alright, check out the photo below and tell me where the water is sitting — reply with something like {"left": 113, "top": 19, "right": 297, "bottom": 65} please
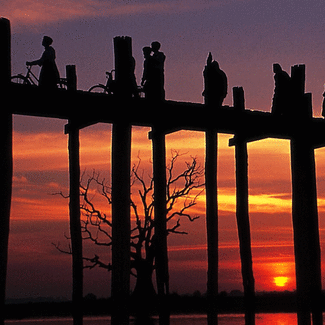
{"left": 5, "top": 313, "right": 304, "bottom": 325}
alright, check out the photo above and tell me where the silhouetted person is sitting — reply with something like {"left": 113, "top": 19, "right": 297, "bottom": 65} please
{"left": 130, "top": 54, "right": 140, "bottom": 98}
{"left": 203, "top": 52, "right": 227, "bottom": 107}
{"left": 26, "top": 36, "right": 60, "bottom": 90}
{"left": 151, "top": 41, "right": 166, "bottom": 101}
{"left": 141, "top": 46, "right": 155, "bottom": 100}
{"left": 271, "top": 63, "right": 292, "bottom": 116}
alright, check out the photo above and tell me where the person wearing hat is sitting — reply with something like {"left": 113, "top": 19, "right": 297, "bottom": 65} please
{"left": 26, "top": 36, "right": 60, "bottom": 90}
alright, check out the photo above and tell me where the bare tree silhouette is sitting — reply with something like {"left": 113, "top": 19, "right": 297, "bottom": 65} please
{"left": 54, "top": 151, "right": 204, "bottom": 301}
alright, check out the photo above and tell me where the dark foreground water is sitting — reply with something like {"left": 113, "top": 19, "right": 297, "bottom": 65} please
{"left": 5, "top": 313, "right": 320, "bottom": 324}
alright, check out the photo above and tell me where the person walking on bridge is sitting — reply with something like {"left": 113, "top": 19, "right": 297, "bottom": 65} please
{"left": 26, "top": 36, "right": 60, "bottom": 90}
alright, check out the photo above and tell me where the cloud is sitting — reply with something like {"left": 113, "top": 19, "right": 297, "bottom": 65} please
{"left": 216, "top": 189, "right": 292, "bottom": 214}
{"left": 13, "top": 175, "right": 28, "bottom": 184}
{"left": 13, "top": 131, "right": 68, "bottom": 172}
{"left": 1, "top": 0, "right": 241, "bottom": 27}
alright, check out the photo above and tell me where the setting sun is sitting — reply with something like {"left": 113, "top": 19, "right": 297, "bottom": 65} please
{"left": 258, "top": 261, "right": 296, "bottom": 291}
{"left": 274, "top": 276, "right": 289, "bottom": 287}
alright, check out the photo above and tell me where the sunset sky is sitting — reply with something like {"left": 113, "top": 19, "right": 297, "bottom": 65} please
{"left": 2, "top": 0, "right": 325, "bottom": 300}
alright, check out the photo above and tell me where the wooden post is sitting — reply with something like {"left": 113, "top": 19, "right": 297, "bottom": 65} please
{"left": 291, "top": 137, "right": 322, "bottom": 325}
{"left": 114, "top": 36, "right": 134, "bottom": 98}
{"left": 150, "top": 127, "right": 170, "bottom": 325}
{"left": 0, "top": 18, "right": 12, "bottom": 325}
{"left": 111, "top": 122, "right": 131, "bottom": 325}
{"left": 111, "top": 36, "right": 132, "bottom": 325}
{"left": 66, "top": 65, "right": 77, "bottom": 91}
{"left": 205, "top": 128, "right": 218, "bottom": 325}
{"left": 67, "top": 122, "right": 83, "bottom": 325}
{"left": 203, "top": 55, "right": 219, "bottom": 325}
{"left": 233, "top": 87, "right": 255, "bottom": 325}
{"left": 290, "top": 79, "right": 322, "bottom": 324}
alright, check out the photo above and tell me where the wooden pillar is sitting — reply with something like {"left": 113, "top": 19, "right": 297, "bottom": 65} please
{"left": 65, "top": 65, "right": 83, "bottom": 325}
{"left": 114, "top": 36, "right": 134, "bottom": 98}
{"left": 203, "top": 54, "right": 219, "bottom": 325}
{"left": 205, "top": 128, "right": 218, "bottom": 325}
{"left": 289, "top": 66, "right": 322, "bottom": 325}
{"left": 233, "top": 87, "right": 255, "bottom": 325}
{"left": 291, "top": 136, "right": 322, "bottom": 325}
{"left": 67, "top": 122, "right": 83, "bottom": 325}
{"left": 0, "top": 18, "right": 12, "bottom": 325}
{"left": 150, "top": 127, "right": 170, "bottom": 325}
{"left": 111, "top": 122, "right": 131, "bottom": 325}
{"left": 111, "top": 36, "right": 132, "bottom": 325}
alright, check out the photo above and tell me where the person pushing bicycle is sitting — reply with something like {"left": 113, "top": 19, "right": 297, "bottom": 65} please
{"left": 26, "top": 36, "right": 60, "bottom": 90}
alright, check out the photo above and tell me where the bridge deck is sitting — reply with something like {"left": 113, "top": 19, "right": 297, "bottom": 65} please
{"left": 9, "top": 83, "right": 325, "bottom": 147}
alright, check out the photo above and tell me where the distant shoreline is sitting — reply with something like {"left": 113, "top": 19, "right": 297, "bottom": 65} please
{"left": 5, "top": 291, "right": 325, "bottom": 320}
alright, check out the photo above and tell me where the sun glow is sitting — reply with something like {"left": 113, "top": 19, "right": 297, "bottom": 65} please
{"left": 259, "top": 261, "right": 295, "bottom": 291}
{"left": 274, "top": 276, "right": 289, "bottom": 287}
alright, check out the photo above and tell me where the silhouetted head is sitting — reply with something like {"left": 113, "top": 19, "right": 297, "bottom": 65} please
{"left": 211, "top": 61, "right": 220, "bottom": 70}
{"left": 143, "top": 46, "right": 152, "bottom": 58}
{"left": 42, "top": 36, "right": 53, "bottom": 47}
{"left": 151, "top": 41, "right": 161, "bottom": 53}
{"left": 273, "top": 63, "right": 282, "bottom": 74}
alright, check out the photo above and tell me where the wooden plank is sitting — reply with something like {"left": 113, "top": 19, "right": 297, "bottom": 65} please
{"left": 0, "top": 18, "right": 12, "bottom": 325}
{"left": 7, "top": 79, "right": 325, "bottom": 147}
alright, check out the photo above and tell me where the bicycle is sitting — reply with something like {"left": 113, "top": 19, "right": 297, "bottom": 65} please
{"left": 11, "top": 66, "right": 67, "bottom": 89}
{"left": 88, "top": 70, "right": 144, "bottom": 97}
{"left": 88, "top": 69, "right": 115, "bottom": 94}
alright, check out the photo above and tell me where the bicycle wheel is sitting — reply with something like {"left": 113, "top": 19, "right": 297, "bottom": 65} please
{"left": 88, "top": 85, "right": 108, "bottom": 94}
{"left": 11, "top": 75, "right": 30, "bottom": 85}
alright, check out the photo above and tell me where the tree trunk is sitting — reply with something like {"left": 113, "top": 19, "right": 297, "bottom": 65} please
{"left": 131, "top": 259, "right": 156, "bottom": 318}
{"left": 132, "top": 259, "right": 156, "bottom": 300}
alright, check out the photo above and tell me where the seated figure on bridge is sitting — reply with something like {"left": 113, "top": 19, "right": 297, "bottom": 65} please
{"left": 203, "top": 52, "right": 227, "bottom": 107}
{"left": 271, "top": 63, "right": 292, "bottom": 116}
{"left": 26, "top": 36, "right": 60, "bottom": 90}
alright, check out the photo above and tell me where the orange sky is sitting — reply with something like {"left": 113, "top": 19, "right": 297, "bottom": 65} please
{"left": 8, "top": 118, "right": 325, "bottom": 298}
{"left": 3, "top": 0, "right": 325, "bottom": 299}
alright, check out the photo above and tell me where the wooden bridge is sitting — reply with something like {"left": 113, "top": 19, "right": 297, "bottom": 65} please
{"left": 0, "top": 17, "right": 324, "bottom": 325}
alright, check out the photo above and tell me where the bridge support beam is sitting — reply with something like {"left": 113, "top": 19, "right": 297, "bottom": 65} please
{"left": 111, "top": 122, "right": 131, "bottom": 325}
{"left": 67, "top": 122, "right": 83, "bottom": 325}
{"left": 289, "top": 68, "right": 322, "bottom": 325}
{"left": 111, "top": 36, "right": 133, "bottom": 325}
{"left": 205, "top": 128, "right": 218, "bottom": 325}
{"left": 151, "top": 126, "right": 170, "bottom": 325}
{"left": 233, "top": 87, "right": 255, "bottom": 325}
{"left": 291, "top": 137, "right": 322, "bottom": 325}
{"left": 0, "top": 18, "right": 12, "bottom": 325}
{"left": 65, "top": 66, "right": 83, "bottom": 325}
